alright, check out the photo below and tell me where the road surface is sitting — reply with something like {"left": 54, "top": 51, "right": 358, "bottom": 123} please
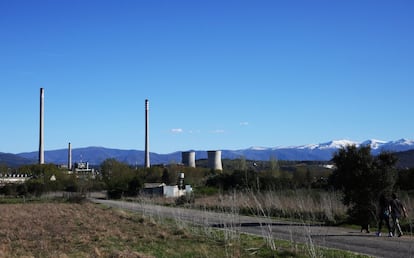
{"left": 90, "top": 198, "right": 414, "bottom": 257}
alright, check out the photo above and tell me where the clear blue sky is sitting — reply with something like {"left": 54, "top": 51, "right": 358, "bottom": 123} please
{"left": 1, "top": 0, "right": 413, "bottom": 154}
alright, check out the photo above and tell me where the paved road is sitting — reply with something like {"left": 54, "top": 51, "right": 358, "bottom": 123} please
{"left": 91, "top": 198, "right": 414, "bottom": 257}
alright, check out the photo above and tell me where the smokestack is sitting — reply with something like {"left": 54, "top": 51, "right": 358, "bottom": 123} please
{"left": 68, "top": 142, "right": 72, "bottom": 171}
{"left": 144, "top": 99, "right": 150, "bottom": 168}
{"left": 38, "top": 88, "right": 44, "bottom": 164}
{"left": 182, "top": 151, "right": 196, "bottom": 168}
{"left": 207, "top": 150, "right": 222, "bottom": 171}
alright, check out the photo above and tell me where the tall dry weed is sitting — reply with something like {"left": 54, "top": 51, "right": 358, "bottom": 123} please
{"left": 195, "top": 189, "right": 346, "bottom": 224}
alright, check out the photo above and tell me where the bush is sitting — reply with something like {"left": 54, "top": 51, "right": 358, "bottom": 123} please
{"left": 205, "top": 170, "right": 253, "bottom": 190}
{"left": 0, "top": 184, "right": 18, "bottom": 196}
{"left": 127, "top": 177, "right": 143, "bottom": 197}
{"left": 259, "top": 176, "right": 295, "bottom": 191}
{"left": 16, "top": 184, "right": 28, "bottom": 196}
{"left": 107, "top": 188, "right": 123, "bottom": 199}
{"left": 26, "top": 180, "right": 46, "bottom": 197}
{"left": 397, "top": 168, "right": 414, "bottom": 190}
{"left": 194, "top": 186, "right": 219, "bottom": 196}
{"left": 175, "top": 194, "right": 194, "bottom": 206}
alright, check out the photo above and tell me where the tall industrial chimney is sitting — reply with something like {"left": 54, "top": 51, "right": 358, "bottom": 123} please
{"left": 144, "top": 99, "right": 150, "bottom": 168}
{"left": 182, "top": 151, "right": 196, "bottom": 168}
{"left": 68, "top": 142, "right": 72, "bottom": 171}
{"left": 38, "top": 88, "right": 45, "bottom": 164}
{"left": 207, "top": 150, "right": 222, "bottom": 171}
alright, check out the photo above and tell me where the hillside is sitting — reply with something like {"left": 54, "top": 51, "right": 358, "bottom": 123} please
{"left": 18, "top": 147, "right": 183, "bottom": 166}
{"left": 9, "top": 138, "right": 414, "bottom": 168}
{"left": 0, "top": 152, "right": 35, "bottom": 168}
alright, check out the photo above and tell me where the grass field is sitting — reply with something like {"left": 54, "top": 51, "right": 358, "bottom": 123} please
{"left": 0, "top": 198, "right": 371, "bottom": 258}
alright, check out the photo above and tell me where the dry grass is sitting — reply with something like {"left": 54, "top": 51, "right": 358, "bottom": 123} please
{"left": 0, "top": 202, "right": 157, "bottom": 257}
{"left": 0, "top": 200, "right": 297, "bottom": 258}
{"left": 193, "top": 190, "right": 347, "bottom": 224}
{"left": 0, "top": 201, "right": 226, "bottom": 258}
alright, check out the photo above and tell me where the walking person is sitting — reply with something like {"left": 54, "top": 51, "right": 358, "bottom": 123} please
{"left": 390, "top": 193, "right": 408, "bottom": 237}
{"left": 376, "top": 194, "right": 392, "bottom": 237}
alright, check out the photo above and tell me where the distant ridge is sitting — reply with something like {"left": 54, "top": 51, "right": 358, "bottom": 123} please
{"left": 12, "top": 138, "right": 414, "bottom": 167}
{"left": 0, "top": 152, "right": 35, "bottom": 167}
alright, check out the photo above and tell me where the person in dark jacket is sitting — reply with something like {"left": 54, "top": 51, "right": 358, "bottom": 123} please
{"left": 376, "top": 194, "right": 392, "bottom": 237}
{"left": 390, "top": 193, "right": 408, "bottom": 237}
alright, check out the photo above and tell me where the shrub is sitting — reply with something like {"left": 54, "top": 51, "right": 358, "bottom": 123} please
{"left": 175, "top": 194, "right": 194, "bottom": 206}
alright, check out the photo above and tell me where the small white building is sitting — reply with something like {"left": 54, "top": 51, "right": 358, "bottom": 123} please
{"left": 143, "top": 183, "right": 192, "bottom": 198}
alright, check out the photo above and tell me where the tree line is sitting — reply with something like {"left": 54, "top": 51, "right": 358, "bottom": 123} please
{"left": 2, "top": 145, "right": 414, "bottom": 229}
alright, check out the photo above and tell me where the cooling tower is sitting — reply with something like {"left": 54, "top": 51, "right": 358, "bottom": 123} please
{"left": 207, "top": 150, "right": 222, "bottom": 171}
{"left": 182, "top": 151, "right": 196, "bottom": 168}
{"left": 144, "top": 99, "right": 150, "bottom": 168}
{"left": 38, "top": 88, "right": 44, "bottom": 164}
{"left": 68, "top": 142, "right": 72, "bottom": 171}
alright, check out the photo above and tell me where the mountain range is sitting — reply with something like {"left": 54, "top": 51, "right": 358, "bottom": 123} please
{"left": 3, "top": 138, "right": 413, "bottom": 167}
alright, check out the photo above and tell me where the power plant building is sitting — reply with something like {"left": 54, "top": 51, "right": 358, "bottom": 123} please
{"left": 181, "top": 151, "right": 196, "bottom": 168}
{"left": 207, "top": 150, "right": 222, "bottom": 171}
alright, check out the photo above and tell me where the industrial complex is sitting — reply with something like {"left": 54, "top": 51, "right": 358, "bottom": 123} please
{"left": 0, "top": 88, "right": 224, "bottom": 197}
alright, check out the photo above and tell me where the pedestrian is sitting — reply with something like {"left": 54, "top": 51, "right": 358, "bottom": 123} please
{"left": 376, "top": 194, "right": 392, "bottom": 237}
{"left": 390, "top": 193, "right": 408, "bottom": 237}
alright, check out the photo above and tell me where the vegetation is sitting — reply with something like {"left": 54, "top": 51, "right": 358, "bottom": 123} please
{"left": 396, "top": 168, "right": 414, "bottom": 190}
{"left": 329, "top": 145, "right": 398, "bottom": 229}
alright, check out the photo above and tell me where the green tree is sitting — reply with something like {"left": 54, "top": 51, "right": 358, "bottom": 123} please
{"left": 127, "top": 176, "right": 143, "bottom": 196}
{"left": 330, "top": 145, "right": 397, "bottom": 230}
{"left": 161, "top": 168, "right": 171, "bottom": 184}
{"left": 397, "top": 168, "right": 414, "bottom": 190}
{"left": 16, "top": 164, "right": 64, "bottom": 194}
{"left": 100, "top": 159, "right": 138, "bottom": 198}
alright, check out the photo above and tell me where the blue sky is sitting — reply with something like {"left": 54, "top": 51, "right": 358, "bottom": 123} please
{"left": 1, "top": 0, "right": 413, "bottom": 154}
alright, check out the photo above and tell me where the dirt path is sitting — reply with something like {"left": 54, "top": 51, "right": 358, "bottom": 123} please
{"left": 91, "top": 198, "right": 414, "bottom": 258}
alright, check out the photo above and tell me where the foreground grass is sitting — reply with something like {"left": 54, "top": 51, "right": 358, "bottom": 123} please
{"left": 0, "top": 200, "right": 369, "bottom": 257}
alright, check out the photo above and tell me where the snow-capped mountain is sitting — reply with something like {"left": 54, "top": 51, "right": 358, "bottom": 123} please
{"left": 13, "top": 138, "right": 414, "bottom": 166}
{"left": 360, "top": 139, "right": 387, "bottom": 149}
{"left": 293, "top": 140, "right": 358, "bottom": 150}
{"left": 275, "top": 138, "right": 414, "bottom": 153}
{"left": 224, "top": 138, "right": 414, "bottom": 161}
{"left": 355, "top": 138, "right": 414, "bottom": 154}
